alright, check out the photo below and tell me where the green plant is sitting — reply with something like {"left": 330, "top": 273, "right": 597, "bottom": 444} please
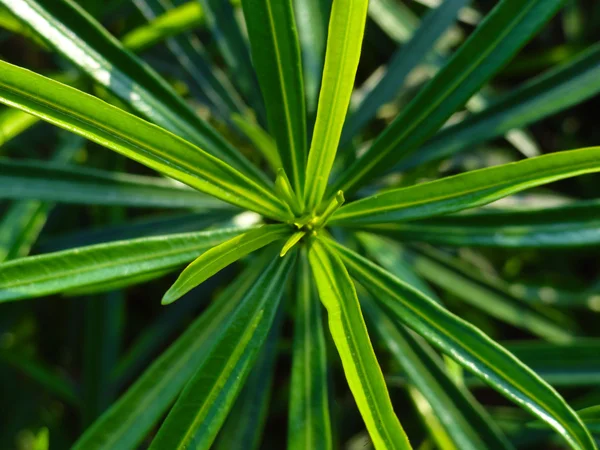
{"left": 0, "top": 0, "right": 599, "bottom": 449}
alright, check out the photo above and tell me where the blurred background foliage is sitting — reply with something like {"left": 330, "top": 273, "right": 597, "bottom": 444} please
{"left": 0, "top": 0, "right": 599, "bottom": 448}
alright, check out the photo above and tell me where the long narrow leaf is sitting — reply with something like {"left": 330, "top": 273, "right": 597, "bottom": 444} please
{"left": 0, "top": 61, "right": 290, "bottom": 220}
{"left": 363, "top": 297, "right": 512, "bottom": 450}
{"left": 162, "top": 224, "right": 291, "bottom": 304}
{"left": 341, "top": 0, "right": 468, "bottom": 145}
{"left": 0, "top": 227, "right": 248, "bottom": 303}
{"left": 401, "top": 43, "right": 600, "bottom": 170}
{"left": 328, "top": 239, "right": 596, "bottom": 450}
{"left": 1, "top": 0, "right": 265, "bottom": 183}
{"left": 242, "top": 0, "right": 307, "bottom": 195}
{"left": 149, "top": 250, "right": 295, "bottom": 450}
{"left": 214, "top": 308, "right": 283, "bottom": 450}
{"left": 294, "top": 0, "right": 331, "bottom": 117}
{"left": 332, "top": 147, "right": 600, "bottom": 226}
{"left": 303, "top": 0, "right": 369, "bottom": 210}
{"left": 73, "top": 256, "right": 270, "bottom": 450}
{"left": 0, "top": 158, "right": 231, "bottom": 209}
{"left": 333, "top": 0, "right": 565, "bottom": 195}
{"left": 288, "top": 247, "right": 332, "bottom": 450}
{"left": 360, "top": 200, "right": 600, "bottom": 248}
{"left": 308, "top": 238, "right": 411, "bottom": 450}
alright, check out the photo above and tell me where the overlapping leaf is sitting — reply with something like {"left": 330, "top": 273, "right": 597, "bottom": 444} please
{"left": 328, "top": 239, "right": 596, "bottom": 450}
{"left": 332, "top": 148, "right": 600, "bottom": 226}
{"left": 0, "top": 61, "right": 290, "bottom": 220}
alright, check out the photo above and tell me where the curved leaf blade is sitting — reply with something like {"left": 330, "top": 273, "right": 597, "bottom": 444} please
{"left": 308, "top": 238, "right": 411, "bottom": 450}
{"left": 332, "top": 147, "right": 600, "bottom": 226}
{"left": 329, "top": 239, "right": 597, "bottom": 450}
{"left": 333, "top": 0, "right": 565, "bottom": 195}
{"left": 73, "top": 257, "right": 269, "bottom": 450}
{"left": 303, "top": 0, "right": 369, "bottom": 210}
{"left": 0, "top": 227, "right": 247, "bottom": 303}
{"left": 288, "top": 247, "right": 332, "bottom": 450}
{"left": 242, "top": 0, "right": 307, "bottom": 195}
{"left": 0, "top": 61, "right": 291, "bottom": 220}
{"left": 149, "top": 250, "right": 296, "bottom": 450}
{"left": 162, "top": 224, "right": 291, "bottom": 304}
{"left": 363, "top": 297, "right": 512, "bottom": 450}
{"left": 1, "top": 0, "right": 266, "bottom": 183}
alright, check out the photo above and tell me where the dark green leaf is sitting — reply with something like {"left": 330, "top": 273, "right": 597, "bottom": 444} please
{"left": 150, "top": 249, "right": 295, "bottom": 450}
{"left": 328, "top": 238, "right": 596, "bottom": 450}
{"left": 333, "top": 0, "right": 566, "bottom": 194}
{"left": 288, "top": 247, "right": 332, "bottom": 450}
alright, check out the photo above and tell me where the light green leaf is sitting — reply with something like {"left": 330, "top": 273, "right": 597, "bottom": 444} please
{"left": 333, "top": 0, "right": 566, "bottom": 195}
{"left": 214, "top": 309, "right": 283, "bottom": 450}
{"left": 341, "top": 0, "right": 468, "bottom": 145}
{"left": 0, "top": 158, "right": 232, "bottom": 209}
{"left": 0, "top": 61, "right": 291, "bottom": 220}
{"left": 329, "top": 239, "right": 596, "bottom": 450}
{"left": 368, "top": 0, "right": 418, "bottom": 43}
{"left": 332, "top": 147, "right": 600, "bottom": 226}
{"left": 308, "top": 237, "right": 411, "bottom": 450}
{"left": 0, "top": 107, "right": 39, "bottom": 147}
{"left": 73, "top": 257, "right": 270, "bottom": 450}
{"left": 360, "top": 200, "right": 600, "bottom": 248}
{"left": 303, "top": 0, "right": 369, "bottom": 210}
{"left": 162, "top": 224, "right": 291, "bottom": 304}
{"left": 401, "top": 43, "right": 600, "bottom": 170}
{"left": 241, "top": 0, "right": 307, "bottom": 196}
{"left": 150, "top": 250, "right": 295, "bottom": 450}
{"left": 294, "top": 0, "right": 331, "bottom": 117}
{"left": 122, "top": 1, "right": 205, "bottom": 52}
{"left": 1, "top": 0, "right": 265, "bottom": 182}
{"left": 288, "top": 247, "right": 332, "bottom": 450}
{"left": 0, "top": 227, "right": 248, "bottom": 303}
{"left": 362, "top": 297, "right": 512, "bottom": 450}
{"left": 530, "top": 406, "right": 600, "bottom": 434}
{"left": 132, "top": 0, "right": 246, "bottom": 120}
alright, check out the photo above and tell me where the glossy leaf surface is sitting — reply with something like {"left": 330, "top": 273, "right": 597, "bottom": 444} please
{"left": 0, "top": 228, "right": 247, "bottom": 303}
{"left": 73, "top": 258, "right": 269, "bottom": 450}
{"left": 328, "top": 239, "right": 596, "bottom": 450}
{"left": 163, "top": 224, "right": 290, "bottom": 304}
{"left": 332, "top": 148, "right": 600, "bottom": 226}
{"left": 150, "top": 251, "right": 295, "bottom": 450}
{"left": 0, "top": 0, "right": 265, "bottom": 181}
{"left": 333, "top": 0, "right": 565, "bottom": 194}
{"left": 303, "top": 0, "right": 369, "bottom": 210}
{"left": 308, "top": 238, "right": 411, "bottom": 450}
{"left": 0, "top": 61, "right": 290, "bottom": 220}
